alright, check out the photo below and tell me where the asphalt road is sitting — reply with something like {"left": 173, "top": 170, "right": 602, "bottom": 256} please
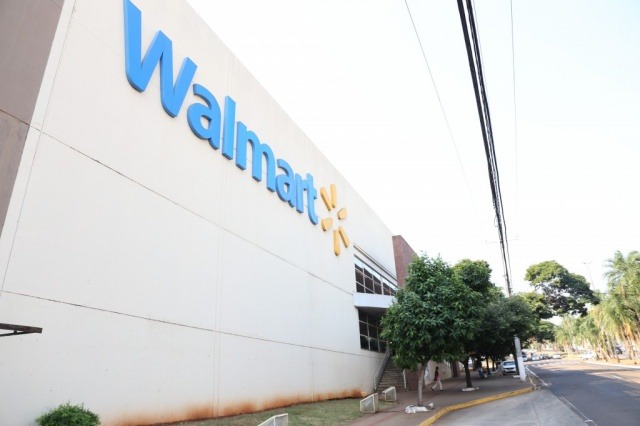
{"left": 526, "top": 359, "right": 640, "bottom": 426}
{"left": 436, "top": 359, "right": 640, "bottom": 426}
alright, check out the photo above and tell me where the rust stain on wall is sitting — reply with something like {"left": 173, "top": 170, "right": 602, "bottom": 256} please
{"left": 109, "top": 388, "right": 366, "bottom": 425}
{"left": 314, "top": 388, "right": 367, "bottom": 400}
{"left": 217, "top": 388, "right": 366, "bottom": 418}
{"left": 113, "top": 402, "right": 214, "bottom": 426}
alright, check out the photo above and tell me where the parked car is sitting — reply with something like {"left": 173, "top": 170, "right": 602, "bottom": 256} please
{"left": 580, "top": 351, "right": 596, "bottom": 360}
{"left": 552, "top": 353, "right": 562, "bottom": 359}
{"left": 502, "top": 360, "right": 517, "bottom": 375}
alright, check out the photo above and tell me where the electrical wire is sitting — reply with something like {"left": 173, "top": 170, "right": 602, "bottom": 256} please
{"left": 457, "top": 0, "right": 514, "bottom": 295}
{"left": 403, "top": 0, "right": 482, "bottom": 226}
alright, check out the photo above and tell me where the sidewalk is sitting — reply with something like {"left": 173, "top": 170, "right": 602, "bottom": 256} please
{"left": 347, "top": 372, "right": 534, "bottom": 426}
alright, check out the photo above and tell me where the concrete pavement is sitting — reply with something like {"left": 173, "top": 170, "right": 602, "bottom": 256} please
{"left": 347, "top": 371, "right": 534, "bottom": 426}
{"left": 434, "top": 388, "right": 586, "bottom": 425}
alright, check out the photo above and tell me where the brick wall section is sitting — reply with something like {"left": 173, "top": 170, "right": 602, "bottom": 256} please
{"left": 392, "top": 235, "right": 417, "bottom": 288}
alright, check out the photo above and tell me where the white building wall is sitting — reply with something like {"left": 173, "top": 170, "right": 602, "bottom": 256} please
{"left": 0, "top": 0, "right": 396, "bottom": 424}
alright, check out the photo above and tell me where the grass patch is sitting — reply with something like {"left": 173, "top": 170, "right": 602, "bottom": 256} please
{"left": 174, "top": 398, "right": 397, "bottom": 426}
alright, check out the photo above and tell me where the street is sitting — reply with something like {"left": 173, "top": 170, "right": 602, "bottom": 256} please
{"left": 527, "top": 359, "right": 640, "bottom": 426}
{"left": 436, "top": 359, "right": 640, "bottom": 425}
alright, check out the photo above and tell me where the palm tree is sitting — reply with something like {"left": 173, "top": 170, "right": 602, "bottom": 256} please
{"left": 555, "top": 316, "right": 579, "bottom": 353}
{"left": 604, "top": 251, "right": 640, "bottom": 305}
{"left": 604, "top": 251, "right": 640, "bottom": 286}
{"left": 575, "top": 316, "right": 600, "bottom": 354}
{"left": 590, "top": 301, "right": 630, "bottom": 361}
{"left": 603, "top": 251, "right": 640, "bottom": 362}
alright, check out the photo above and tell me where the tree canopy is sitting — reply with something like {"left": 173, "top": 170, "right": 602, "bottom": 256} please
{"left": 382, "top": 254, "right": 539, "bottom": 403}
{"left": 452, "top": 259, "right": 501, "bottom": 387}
{"left": 552, "top": 250, "right": 640, "bottom": 363}
{"left": 381, "top": 254, "right": 482, "bottom": 404}
{"left": 519, "top": 291, "right": 554, "bottom": 320}
{"left": 604, "top": 250, "right": 640, "bottom": 317}
{"left": 469, "top": 292, "right": 536, "bottom": 378}
{"left": 525, "top": 260, "right": 599, "bottom": 316}
{"left": 453, "top": 259, "right": 494, "bottom": 295}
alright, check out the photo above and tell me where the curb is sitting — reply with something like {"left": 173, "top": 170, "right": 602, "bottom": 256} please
{"left": 584, "top": 360, "right": 640, "bottom": 369}
{"left": 418, "top": 386, "right": 534, "bottom": 425}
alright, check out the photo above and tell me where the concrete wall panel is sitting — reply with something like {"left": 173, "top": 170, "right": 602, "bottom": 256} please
{"left": 215, "top": 333, "right": 312, "bottom": 417}
{"left": 0, "top": 292, "right": 215, "bottom": 426}
{"left": 217, "top": 231, "right": 312, "bottom": 346}
{"left": 41, "top": 16, "right": 227, "bottom": 228}
{"left": 309, "top": 349, "right": 379, "bottom": 399}
{"left": 308, "top": 275, "right": 358, "bottom": 353}
{"left": 3, "top": 134, "right": 220, "bottom": 329}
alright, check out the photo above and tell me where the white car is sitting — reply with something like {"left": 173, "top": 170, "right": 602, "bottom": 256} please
{"left": 580, "top": 351, "right": 595, "bottom": 360}
{"left": 502, "top": 360, "right": 517, "bottom": 375}
{"left": 552, "top": 353, "right": 562, "bottom": 359}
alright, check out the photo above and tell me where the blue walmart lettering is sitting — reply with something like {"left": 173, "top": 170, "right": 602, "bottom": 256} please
{"left": 123, "top": 0, "right": 319, "bottom": 225}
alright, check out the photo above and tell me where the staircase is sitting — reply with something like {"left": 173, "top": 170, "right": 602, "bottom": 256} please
{"left": 376, "top": 360, "right": 405, "bottom": 392}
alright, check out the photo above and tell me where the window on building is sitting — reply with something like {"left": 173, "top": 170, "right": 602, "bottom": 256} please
{"left": 354, "top": 257, "right": 397, "bottom": 296}
{"left": 354, "top": 255, "right": 396, "bottom": 352}
{"left": 358, "top": 310, "right": 386, "bottom": 353}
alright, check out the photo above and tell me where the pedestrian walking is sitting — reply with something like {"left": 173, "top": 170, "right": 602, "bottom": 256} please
{"left": 475, "top": 357, "right": 485, "bottom": 379}
{"left": 431, "top": 366, "right": 442, "bottom": 391}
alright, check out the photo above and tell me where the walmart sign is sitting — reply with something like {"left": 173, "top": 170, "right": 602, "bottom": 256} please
{"left": 123, "top": 0, "right": 319, "bottom": 225}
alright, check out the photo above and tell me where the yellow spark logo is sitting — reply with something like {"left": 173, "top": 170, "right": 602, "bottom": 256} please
{"left": 319, "top": 184, "right": 350, "bottom": 256}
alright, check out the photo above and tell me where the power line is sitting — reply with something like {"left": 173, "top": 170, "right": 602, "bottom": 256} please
{"left": 403, "top": 0, "right": 482, "bottom": 226}
{"left": 457, "top": 0, "right": 513, "bottom": 296}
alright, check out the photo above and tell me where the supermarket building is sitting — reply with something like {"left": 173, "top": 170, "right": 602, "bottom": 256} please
{"left": 0, "top": 1, "right": 417, "bottom": 424}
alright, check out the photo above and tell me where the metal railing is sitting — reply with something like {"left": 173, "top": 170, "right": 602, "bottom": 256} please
{"left": 373, "top": 347, "right": 391, "bottom": 391}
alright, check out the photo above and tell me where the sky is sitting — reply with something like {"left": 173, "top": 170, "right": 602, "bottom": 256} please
{"left": 185, "top": 0, "right": 640, "bottom": 295}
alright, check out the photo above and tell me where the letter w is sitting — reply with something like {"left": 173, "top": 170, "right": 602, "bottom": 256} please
{"left": 123, "top": 0, "right": 197, "bottom": 117}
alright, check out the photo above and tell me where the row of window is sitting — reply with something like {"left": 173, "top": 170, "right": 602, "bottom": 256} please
{"left": 358, "top": 310, "right": 386, "bottom": 353}
{"left": 354, "top": 257, "right": 397, "bottom": 296}
{"left": 354, "top": 256, "right": 396, "bottom": 352}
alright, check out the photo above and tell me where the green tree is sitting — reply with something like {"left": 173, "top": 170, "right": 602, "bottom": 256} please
{"left": 604, "top": 250, "right": 640, "bottom": 296}
{"left": 381, "top": 254, "right": 481, "bottom": 405}
{"left": 507, "top": 295, "right": 539, "bottom": 344}
{"left": 483, "top": 294, "right": 537, "bottom": 373}
{"left": 604, "top": 251, "right": 640, "bottom": 332}
{"left": 525, "top": 261, "right": 598, "bottom": 316}
{"left": 576, "top": 315, "right": 600, "bottom": 354}
{"left": 552, "top": 251, "right": 640, "bottom": 361}
{"left": 519, "top": 291, "right": 554, "bottom": 320}
{"left": 590, "top": 302, "right": 622, "bottom": 361}
{"left": 453, "top": 259, "right": 494, "bottom": 294}
{"left": 534, "top": 320, "right": 557, "bottom": 344}
{"left": 555, "top": 315, "right": 579, "bottom": 352}
{"left": 599, "top": 292, "right": 639, "bottom": 362}
{"left": 452, "top": 259, "right": 497, "bottom": 387}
